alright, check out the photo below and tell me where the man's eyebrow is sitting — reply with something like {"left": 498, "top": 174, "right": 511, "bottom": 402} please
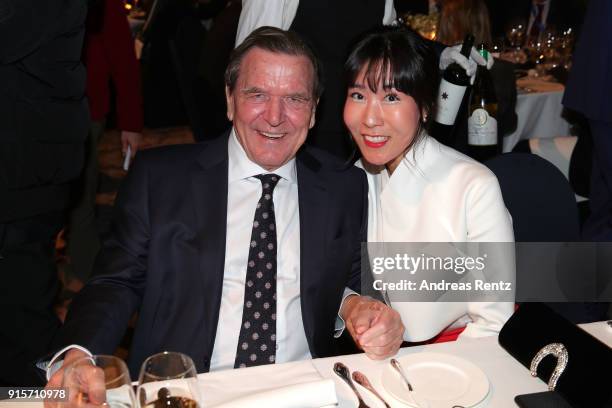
{"left": 286, "top": 92, "right": 311, "bottom": 100}
{"left": 241, "top": 87, "right": 311, "bottom": 100}
{"left": 241, "top": 87, "right": 265, "bottom": 94}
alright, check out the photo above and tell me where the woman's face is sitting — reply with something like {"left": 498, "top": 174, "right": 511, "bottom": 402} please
{"left": 344, "top": 67, "right": 422, "bottom": 174}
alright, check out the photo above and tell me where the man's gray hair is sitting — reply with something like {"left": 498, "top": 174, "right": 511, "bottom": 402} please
{"left": 225, "top": 26, "right": 323, "bottom": 99}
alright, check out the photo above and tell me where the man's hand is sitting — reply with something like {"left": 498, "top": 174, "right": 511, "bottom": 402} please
{"left": 439, "top": 45, "right": 495, "bottom": 84}
{"left": 45, "top": 349, "right": 105, "bottom": 408}
{"left": 121, "top": 131, "right": 142, "bottom": 159}
{"left": 341, "top": 295, "right": 404, "bottom": 360}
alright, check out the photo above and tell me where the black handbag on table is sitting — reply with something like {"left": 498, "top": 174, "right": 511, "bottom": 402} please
{"left": 498, "top": 303, "right": 612, "bottom": 408}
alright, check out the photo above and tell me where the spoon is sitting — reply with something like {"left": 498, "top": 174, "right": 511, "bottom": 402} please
{"left": 390, "top": 359, "right": 426, "bottom": 408}
{"left": 333, "top": 362, "right": 370, "bottom": 408}
{"left": 352, "top": 371, "right": 391, "bottom": 408}
{"left": 390, "top": 358, "right": 413, "bottom": 391}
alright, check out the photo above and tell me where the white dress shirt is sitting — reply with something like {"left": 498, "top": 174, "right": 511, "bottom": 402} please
{"left": 210, "top": 130, "right": 310, "bottom": 370}
{"left": 236, "top": 0, "right": 397, "bottom": 46}
{"left": 357, "top": 135, "right": 515, "bottom": 342}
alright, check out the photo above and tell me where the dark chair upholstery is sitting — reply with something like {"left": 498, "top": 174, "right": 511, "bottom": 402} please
{"left": 486, "top": 153, "right": 609, "bottom": 323}
{"left": 485, "top": 152, "right": 580, "bottom": 242}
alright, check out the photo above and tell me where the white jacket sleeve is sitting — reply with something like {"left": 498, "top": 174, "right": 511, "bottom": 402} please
{"left": 461, "top": 171, "right": 515, "bottom": 339}
{"left": 235, "top": 0, "right": 299, "bottom": 46}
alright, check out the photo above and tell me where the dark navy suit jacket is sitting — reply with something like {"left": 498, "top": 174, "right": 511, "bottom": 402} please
{"left": 52, "top": 133, "right": 368, "bottom": 375}
{"left": 562, "top": 0, "right": 612, "bottom": 124}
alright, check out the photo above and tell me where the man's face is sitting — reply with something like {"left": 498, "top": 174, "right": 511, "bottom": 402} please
{"left": 226, "top": 48, "right": 317, "bottom": 170}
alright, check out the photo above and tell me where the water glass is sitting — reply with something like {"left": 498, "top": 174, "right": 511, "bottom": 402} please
{"left": 62, "top": 355, "right": 136, "bottom": 408}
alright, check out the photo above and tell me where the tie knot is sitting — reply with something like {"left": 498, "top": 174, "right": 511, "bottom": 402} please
{"left": 255, "top": 174, "right": 280, "bottom": 193}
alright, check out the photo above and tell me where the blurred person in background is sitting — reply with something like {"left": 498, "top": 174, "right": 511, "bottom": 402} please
{"left": 0, "top": 0, "right": 89, "bottom": 385}
{"left": 394, "top": 0, "right": 439, "bottom": 15}
{"left": 436, "top": 0, "right": 518, "bottom": 156}
{"left": 63, "top": 0, "right": 143, "bottom": 291}
{"left": 485, "top": 0, "right": 586, "bottom": 40}
{"left": 197, "top": 0, "right": 242, "bottom": 139}
{"left": 564, "top": 0, "right": 612, "bottom": 243}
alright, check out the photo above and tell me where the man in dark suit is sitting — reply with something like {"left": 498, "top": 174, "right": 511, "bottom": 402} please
{"left": 45, "top": 27, "right": 403, "bottom": 389}
{"left": 559, "top": 0, "right": 611, "bottom": 322}
{"left": 564, "top": 0, "right": 612, "bottom": 243}
{"left": 0, "top": 0, "right": 89, "bottom": 385}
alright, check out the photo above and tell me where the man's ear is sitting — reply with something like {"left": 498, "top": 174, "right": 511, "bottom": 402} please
{"left": 309, "top": 98, "right": 319, "bottom": 129}
{"left": 225, "top": 85, "right": 234, "bottom": 121}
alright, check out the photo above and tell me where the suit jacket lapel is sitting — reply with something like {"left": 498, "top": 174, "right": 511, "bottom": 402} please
{"left": 296, "top": 148, "right": 329, "bottom": 354}
{"left": 190, "top": 135, "right": 229, "bottom": 362}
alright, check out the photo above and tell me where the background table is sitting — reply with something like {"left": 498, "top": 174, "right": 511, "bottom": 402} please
{"left": 503, "top": 78, "right": 571, "bottom": 152}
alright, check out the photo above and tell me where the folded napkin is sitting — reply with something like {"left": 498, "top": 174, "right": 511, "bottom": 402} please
{"left": 201, "top": 360, "right": 338, "bottom": 408}
{"left": 516, "top": 77, "right": 564, "bottom": 93}
{"left": 211, "top": 379, "right": 336, "bottom": 408}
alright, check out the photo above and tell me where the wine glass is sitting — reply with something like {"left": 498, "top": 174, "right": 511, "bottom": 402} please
{"left": 490, "top": 37, "right": 505, "bottom": 58}
{"left": 559, "top": 27, "right": 575, "bottom": 70}
{"left": 137, "top": 351, "right": 201, "bottom": 408}
{"left": 505, "top": 19, "right": 526, "bottom": 63}
{"left": 506, "top": 20, "right": 526, "bottom": 48}
{"left": 62, "top": 355, "right": 136, "bottom": 408}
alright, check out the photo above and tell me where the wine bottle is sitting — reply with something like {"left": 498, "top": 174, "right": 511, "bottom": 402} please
{"left": 467, "top": 44, "right": 499, "bottom": 162}
{"left": 430, "top": 34, "right": 475, "bottom": 147}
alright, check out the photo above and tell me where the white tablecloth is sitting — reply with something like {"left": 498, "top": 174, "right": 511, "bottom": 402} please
{"left": 199, "top": 321, "right": 611, "bottom": 407}
{"left": 503, "top": 79, "right": 571, "bottom": 152}
{"left": 3, "top": 322, "right": 610, "bottom": 408}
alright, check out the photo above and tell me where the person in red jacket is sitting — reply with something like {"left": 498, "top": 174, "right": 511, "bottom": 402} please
{"left": 66, "top": 0, "right": 144, "bottom": 285}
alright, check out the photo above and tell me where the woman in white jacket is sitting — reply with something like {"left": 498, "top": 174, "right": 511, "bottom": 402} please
{"left": 343, "top": 27, "right": 515, "bottom": 342}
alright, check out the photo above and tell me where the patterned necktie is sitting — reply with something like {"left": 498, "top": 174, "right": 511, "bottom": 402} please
{"left": 234, "top": 174, "right": 280, "bottom": 368}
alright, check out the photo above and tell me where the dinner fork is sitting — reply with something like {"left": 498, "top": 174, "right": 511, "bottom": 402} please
{"left": 333, "top": 362, "right": 370, "bottom": 408}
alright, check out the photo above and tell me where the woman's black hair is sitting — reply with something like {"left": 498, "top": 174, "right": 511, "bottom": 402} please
{"left": 344, "top": 26, "right": 440, "bottom": 136}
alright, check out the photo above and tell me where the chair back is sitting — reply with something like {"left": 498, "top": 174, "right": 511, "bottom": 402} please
{"left": 485, "top": 153, "right": 580, "bottom": 241}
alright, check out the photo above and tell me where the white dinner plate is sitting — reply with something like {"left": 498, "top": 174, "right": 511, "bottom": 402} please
{"left": 381, "top": 352, "right": 489, "bottom": 408}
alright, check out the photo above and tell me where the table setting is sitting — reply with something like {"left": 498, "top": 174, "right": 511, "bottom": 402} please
{"left": 1, "top": 315, "right": 610, "bottom": 408}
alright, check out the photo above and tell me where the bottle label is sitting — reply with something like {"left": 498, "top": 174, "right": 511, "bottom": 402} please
{"left": 468, "top": 108, "right": 498, "bottom": 145}
{"left": 434, "top": 79, "right": 467, "bottom": 125}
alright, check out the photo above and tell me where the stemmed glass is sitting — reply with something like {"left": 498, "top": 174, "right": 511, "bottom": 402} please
{"left": 558, "top": 27, "right": 575, "bottom": 70}
{"left": 137, "top": 352, "right": 202, "bottom": 408}
{"left": 61, "top": 355, "right": 136, "bottom": 408}
{"left": 505, "top": 20, "right": 527, "bottom": 64}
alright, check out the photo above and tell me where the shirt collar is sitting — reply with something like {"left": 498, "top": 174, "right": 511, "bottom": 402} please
{"left": 228, "top": 127, "right": 297, "bottom": 183}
